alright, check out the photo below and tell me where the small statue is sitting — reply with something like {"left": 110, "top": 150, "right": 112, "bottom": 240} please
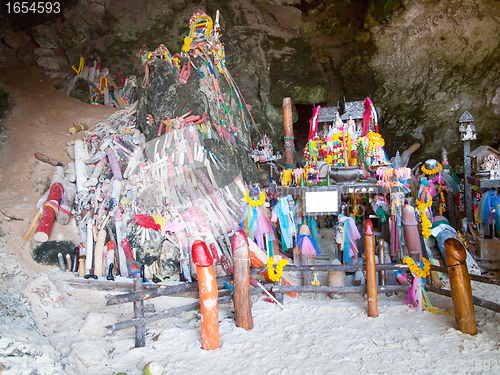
{"left": 347, "top": 115, "right": 356, "bottom": 134}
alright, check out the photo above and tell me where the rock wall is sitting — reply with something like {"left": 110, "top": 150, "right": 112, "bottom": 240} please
{"left": 3, "top": 0, "right": 500, "bottom": 172}
{"left": 368, "top": 0, "right": 500, "bottom": 168}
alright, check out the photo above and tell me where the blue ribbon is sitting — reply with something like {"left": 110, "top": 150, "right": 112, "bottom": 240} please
{"left": 297, "top": 234, "right": 321, "bottom": 255}
{"left": 478, "top": 189, "right": 500, "bottom": 233}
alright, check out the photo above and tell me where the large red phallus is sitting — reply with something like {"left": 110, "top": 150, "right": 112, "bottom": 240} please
{"left": 133, "top": 213, "right": 161, "bottom": 231}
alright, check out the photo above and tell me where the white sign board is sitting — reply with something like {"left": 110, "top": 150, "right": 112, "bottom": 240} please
{"left": 303, "top": 190, "right": 339, "bottom": 216}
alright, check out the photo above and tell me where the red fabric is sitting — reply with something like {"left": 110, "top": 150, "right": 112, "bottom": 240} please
{"left": 133, "top": 213, "right": 161, "bottom": 231}
{"left": 362, "top": 97, "right": 372, "bottom": 137}
{"left": 308, "top": 106, "right": 320, "bottom": 141}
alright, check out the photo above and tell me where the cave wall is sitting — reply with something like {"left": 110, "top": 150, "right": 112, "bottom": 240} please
{"left": 367, "top": 0, "right": 500, "bottom": 171}
{"left": 3, "top": 0, "right": 500, "bottom": 173}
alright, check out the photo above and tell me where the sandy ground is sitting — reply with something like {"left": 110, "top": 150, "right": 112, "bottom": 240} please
{"left": 1, "top": 63, "right": 500, "bottom": 375}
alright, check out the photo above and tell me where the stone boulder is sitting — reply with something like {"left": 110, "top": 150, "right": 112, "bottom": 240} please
{"left": 37, "top": 55, "right": 69, "bottom": 71}
{"left": 137, "top": 59, "right": 259, "bottom": 184}
{"left": 32, "top": 24, "right": 59, "bottom": 49}
{"left": 2, "top": 29, "right": 30, "bottom": 50}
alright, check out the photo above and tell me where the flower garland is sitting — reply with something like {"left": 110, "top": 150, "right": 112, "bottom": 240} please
{"left": 367, "top": 132, "right": 385, "bottom": 149}
{"left": 437, "top": 184, "right": 447, "bottom": 216}
{"left": 266, "top": 257, "right": 289, "bottom": 282}
{"left": 421, "top": 162, "right": 442, "bottom": 176}
{"left": 457, "top": 231, "right": 469, "bottom": 249}
{"left": 416, "top": 198, "right": 432, "bottom": 239}
{"left": 280, "top": 169, "right": 292, "bottom": 187}
{"left": 245, "top": 188, "right": 266, "bottom": 207}
{"left": 403, "top": 257, "right": 431, "bottom": 278}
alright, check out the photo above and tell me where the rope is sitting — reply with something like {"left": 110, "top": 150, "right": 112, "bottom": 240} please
{"left": 42, "top": 200, "right": 71, "bottom": 218}
{"left": 42, "top": 200, "right": 59, "bottom": 216}
{"left": 284, "top": 136, "right": 296, "bottom": 168}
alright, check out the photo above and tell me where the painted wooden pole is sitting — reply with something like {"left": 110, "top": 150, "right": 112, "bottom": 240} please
{"left": 71, "top": 247, "right": 80, "bottom": 272}
{"left": 34, "top": 166, "right": 65, "bottom": 242}
{"left": 231, "top": 230, "right": 254, "bottom": 330}
{"left": 463, "top": 139, "right": 473, "bottom": 224}
{"left": 78, "top": 255, "right": 86, "bottom": 277}
{"left": 133, "top": 278, "right": 146, "bottom": 347}
{"left": 328, "top": 258, "right": 345, "bottom": 299}
{"left": 298, "top": 224, "right": 313, "bottom": 286}
{"left": 57, "top": 180, "right": 76, "bottom": 225}
{"left": 365, "top": 219, "right": 378, "bottom": 317}
{"left": 444, "top": 238, "right": 477, "bottom": 335}
{"left": 378, "top": 238, "right": 386, "bottom": 286}
{"left": 114, "top": 209, "right": 128, "bottom": 277}
{"left": 94, "top": 228, "right": 107, "bottom": 276}
{"left": 232, "top": 175, "right": 248, "bottom": 197}
{"left": 74, "top": 140, "right": 89, "bottom": 194}
{"left": 191, "top": 240, "right": 220, "bottom": 350}
{"left": 283, "top": 97, "right": 295, "bottom": 169}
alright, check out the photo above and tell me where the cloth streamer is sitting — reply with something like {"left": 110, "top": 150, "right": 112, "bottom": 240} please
{"left": 338, "top": 214, "right": 360, "bottom": 264}
{"left": 406, "top": 259, "right": 440, "bottom": 314}
{"left": 362, "top": 98, "right": 371, "bottom": 136}
{"left": 271, "top": 196, "right": 296, "bottom": 251}
{"left": 240, "top": 188, "right": 274, "bottom": 250}
{"left": 308, "top": 106, "right": 320, "bottom": 141}
{"left": 133, "top": 213, "right": 161, "bottom": 231}
{"left": 306, "top": 215, "right": 319, "bottom": 244}
{"left": 296, "top": 234, "right": 321, "bottom": 257}
{"left": 477, "top": 189, "right": 500, "bottom": 234}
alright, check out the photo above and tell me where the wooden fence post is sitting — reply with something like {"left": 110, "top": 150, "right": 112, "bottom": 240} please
{"left": 365, "top": 219, "right": 378, "bottom": 317}
{"left": 133, "top": 278, "right": 146, "bottom": 347}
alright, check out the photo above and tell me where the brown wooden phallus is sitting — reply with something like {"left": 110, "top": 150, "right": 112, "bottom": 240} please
{"left": 328, "top": 259, "right": 345, "bottom": 299}
{"left": 78, "top": 256, "right": 86, "bottom": 278}
{"left": 192, "top": 240, "right": 220, "bottom": 350}
{"left": 444, "top": 238, "right": 477, "bottom": 335}
{"left": 231, "top": 230, "right": 253, "bottom": 330}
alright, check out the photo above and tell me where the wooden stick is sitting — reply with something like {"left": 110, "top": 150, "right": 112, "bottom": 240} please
{"left": 430, "top": 264, "right": 500, "bottom": 286}
{"left": 106, "top": 295, "right": 232, "bottom": 332}
{"left": 133, "top": 278, "right": 146, "bottom": 347}
{"left": 0, "top": 209, "right": 24, "bottom": 221}
{"left": 426, "top": 285, "right": 500, "bottom": 313}
{"left": 34, "top": 151, "right": 65, "bottom": 167}
{"left": 106, "top": 274, "right": 234, "bottom": 306}
{"left": 255, "top": 280, "right": 285, "bottom": 309}
{"left": 284, "top": 264, "right": 410, "bottom": 272}
{"left": 22, "top": 211, "right": 41, "bottom": 241}
{"left": 271, "top": 285, "right": 409, "bottom": 294}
